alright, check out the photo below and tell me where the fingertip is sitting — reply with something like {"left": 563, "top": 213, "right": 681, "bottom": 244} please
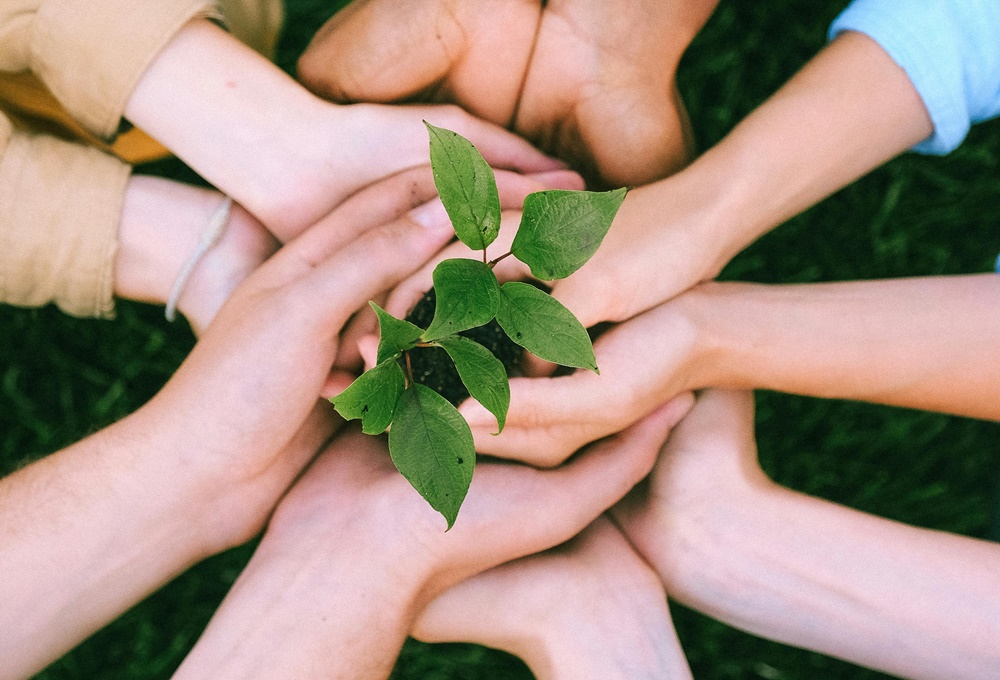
{"left": 322, "top": 369, "right": 357, "bottom": 400}
{"left": 527, "top": 169, "right": 586, "bottom": 191}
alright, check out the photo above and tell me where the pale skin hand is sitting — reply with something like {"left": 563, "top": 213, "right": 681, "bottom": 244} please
{"left": 297, "top": 0, "right": 720, "bottom": 188}
{"left": 171, "top": 406, "right": 682, "bottom": 680}
{"left": 412, "top": 516, "right": 693, "bottom": 680}
{"left": 0, "top": 168, "right": 456, "bottom": 680}
{"left": 550, "top": 30, "right": 936, "bottom": 329}
{"left": 613, "top": 389, "right": 1000, "bottom": 680}
{"left": 464, "top": 275, "right": 1000, "bottom": 466}
{"left": 124, "top": 19, "right": 565, "bottom": 242}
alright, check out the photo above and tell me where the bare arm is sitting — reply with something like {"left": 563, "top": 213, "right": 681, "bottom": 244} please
{"left": 171, "top": 408, "right": 681, "bottom": 679}
{"left": 693, "top": 275, "right": 1000, "bottom": 420}
{"left": 0, "top": 168, "right": 456, "bottom": 679}
{"left": 466, "top": 274, "right": 1000, "bottom": 465}
{"left": 124, "top": 20, "right": 563, "bottom": 242}
{"left": 615, "top": 390, "right": 1000, "bottom": 680}
{"left": 554, "top": 30, "right": 934, "bottom": 327}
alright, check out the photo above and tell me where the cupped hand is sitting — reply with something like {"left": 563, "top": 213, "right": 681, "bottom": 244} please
{"left": 299, "top": 0, "right": 719, "bottom": 188}
{"left": 460, "top": 293, "right": 704, "bottom": 467}
{"left": 611, "top": 389, "right": 769, "bottom": 586}
{"left": 266, "top": 400, "right": 685, "bottom": 605}
{"left": 173, "top": 404, "right": 682, "bottom": 679}
{"left": 140, "top": 166, "right": 456, "bottom": 531}
{"left": 413, "top": 516, "right": 693, "bottom": 680}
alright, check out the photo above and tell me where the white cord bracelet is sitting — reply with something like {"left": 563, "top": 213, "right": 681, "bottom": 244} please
{"left": 165, "top": 196, "right": 233, "bottom": 322}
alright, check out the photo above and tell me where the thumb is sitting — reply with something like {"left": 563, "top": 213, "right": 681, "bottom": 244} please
{"left": 299, "top": 0, "right": 458, "bottom": 103}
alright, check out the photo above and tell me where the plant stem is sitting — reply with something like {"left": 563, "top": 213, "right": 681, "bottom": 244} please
{"left": 403, "top": 350, "right": 414, "bottom": 386}
{"left": 488, "top": 251, "right": 514, "bottom": 268}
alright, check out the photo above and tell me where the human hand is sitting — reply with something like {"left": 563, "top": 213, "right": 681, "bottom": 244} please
{"left": 611, "top": 389, "right": 768, "bottom": 591}
{"left": 298, "top": 0, "right": 719, "bottom": 188}
{"left": 413, "top": 516, "right": 693, "bottom": 680}
{"left": 172, "top": 404, "right": 683, "bottom": 679}
{"left": 136, "top": 166, "right": 458, "bottom": 542}
{"left": 124, "top": 19, "right": 564, "bottom": 244}
{"left": 457, "top": 290, "right": 705, "bottom": 466}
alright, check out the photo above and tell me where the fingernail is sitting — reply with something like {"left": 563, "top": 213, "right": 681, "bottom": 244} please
{"left": 408, "top": 199, "right": 452, "bottom": 230}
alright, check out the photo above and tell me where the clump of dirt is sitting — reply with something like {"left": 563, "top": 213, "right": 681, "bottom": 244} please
{"left": 404, "top": 288, "right": 522, "bottom": 406}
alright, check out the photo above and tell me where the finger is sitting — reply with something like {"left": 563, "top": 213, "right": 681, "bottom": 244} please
{"left": 288, "top": 166, "right": 448, "bottom": 269}
{"left": 298, "top": 0, "right": 456, "bottom": 104}
{"left": 297, "top": 209, "right": 456, "bottom": 331}
{"left": 383, "top": 208, "right": 524, "bottom": 320}
{"left": 357, "top": 334, "right": 378, "bottom": 370}
{"left": 321, "top": 369, "right": 358, "bottom": 400}
{"left": 462, "top": 372, "right": 610, "bottom": 466}
{"left": 527, "top": 402, "right": 684, "bottom": 534}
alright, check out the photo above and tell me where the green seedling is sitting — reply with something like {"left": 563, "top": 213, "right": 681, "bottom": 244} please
{"left": 332, "top": 122, "right": 626, "bottom": 528}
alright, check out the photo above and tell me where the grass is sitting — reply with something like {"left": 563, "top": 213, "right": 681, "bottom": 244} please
{"left": 3, "top": 0, "right": 999, "bottom": 678}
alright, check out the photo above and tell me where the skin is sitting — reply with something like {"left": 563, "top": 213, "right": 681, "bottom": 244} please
{"left": 413, "top": 516, "right": 693, "bottom": 680}
{"left": 613, "top": 389, "right": 1000, "bottom": 679}
{"left": 0, "top": 167, "right": 458, "bottom": 680}
{"left": 297, "top": 0, "right": 721, "bottom": 188}
{"left": 171, "top": 405, "right": 683, "bottom": 679}
{"left": 123, "top": 19, "right": 565, "bottom": 243}
{"left": 461, "top": 275, "right": 1000, "bottom": 465}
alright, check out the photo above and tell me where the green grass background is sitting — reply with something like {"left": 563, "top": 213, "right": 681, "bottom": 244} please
{"left": 3, "top": 0, "right": 999, "bottom": 677}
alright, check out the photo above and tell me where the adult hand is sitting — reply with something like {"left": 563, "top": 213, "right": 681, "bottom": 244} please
{"left": 461, "top": 293, "right": 705, "bottom": 466}
{"left": 125, "top": 19, "right": 565, "bottom": 243}
{"left": 299, "top": 0, "right": 720, "bottom": 188}
{"left": 413, "top": 516, "right": 692, "bottom": 680}
{"left": 0, "top": 166, "right": 458, "bottom": 679}
{"left": 172, "top": 405, "right": 683, "bottom": 679}
{"left": 140, "top": 165, "right": 458, "bottom": 537}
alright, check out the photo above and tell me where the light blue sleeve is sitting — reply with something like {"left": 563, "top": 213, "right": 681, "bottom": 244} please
{"left": 829, "top": 0, "right": 1000, "bottom": 155}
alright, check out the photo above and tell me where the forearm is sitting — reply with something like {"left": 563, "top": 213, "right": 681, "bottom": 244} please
{"left": 123, "top": 20, "right": 342, "bottom": 239}
{"left": 173, "top": 527, "right": 422, "bottom": 679}
{"left": 525, "top": 606, "right": 691, "bottom": 680}
{"left": 653, "top": 31, "right": 933, "bottom": 267}
{"left": 647, "top": 485, "right": 1000, "bottom": 679}
{"left": 0, "top": 415, "right": 219, "bottom": 679}
{"left": 687, "top": 275, "right": 1000, "bottom": 420}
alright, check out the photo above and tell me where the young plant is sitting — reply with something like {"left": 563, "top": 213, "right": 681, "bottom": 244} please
{"left": 332, "top": 123, "right": 626, "bottom": 528}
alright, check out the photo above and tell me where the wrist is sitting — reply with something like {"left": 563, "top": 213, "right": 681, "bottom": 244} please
{"left": 115, "top": 176, "right": 276, "bottom": 334}
{"left": 174, "top": 531, "right": 424, "bottom": 680}
{"left": 674, "top": 281, "right": 759, "bottom": 391}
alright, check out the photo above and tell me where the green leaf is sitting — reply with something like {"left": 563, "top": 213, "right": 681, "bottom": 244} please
{"left": 389, "top": 384, "right": 475, "bottom": 529}
{"left": 510, "top": 188, "right": 627, "bottom": 280}
{"left": 425, "top": 121, "right": 502, "bottom": 251}
{"left": 371, "top": 302, "right": 423, "bottom": 365}
{"left": 422, "top": 259, "right": 500, "bottom": 341}
{"left": 330, "top": 359, "right": 405, "bottom": 435}
{"left": 436, "top": 335, "right": 510, "bottom": 433}
{"left": 496, "top": 282, "right": 598, "bottom": 373}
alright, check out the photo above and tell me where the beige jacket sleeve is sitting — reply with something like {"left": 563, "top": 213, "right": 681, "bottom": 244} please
{"left": 0, "top": 0, "right": 222, "bottom": 142}
{"left": 0, "top": 112, "right": 130, "bottom": 318}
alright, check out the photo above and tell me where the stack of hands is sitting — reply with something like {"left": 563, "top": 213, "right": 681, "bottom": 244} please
{"left": 4, "top": 1, "right": 1000, "bottom": 678}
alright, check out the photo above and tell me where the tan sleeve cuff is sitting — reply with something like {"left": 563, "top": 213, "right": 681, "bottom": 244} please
{"left": 0, "top": 116, "right": 131, "bottom": 318}
{"left": 28, "top": 0, "right": 221, "bottom": 142}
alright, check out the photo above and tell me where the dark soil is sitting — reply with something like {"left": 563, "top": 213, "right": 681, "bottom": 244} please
{"left": 404, "top": 288, "right": 523, "bottom": 406}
